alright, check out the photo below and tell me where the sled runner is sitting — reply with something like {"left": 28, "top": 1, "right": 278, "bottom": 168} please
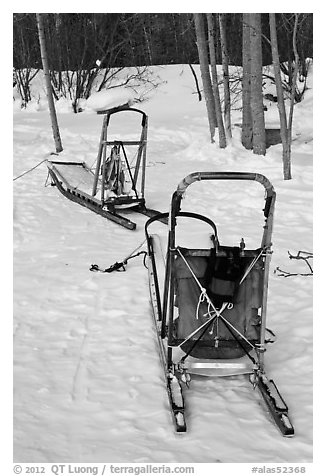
{"left": 47, "top": 105, "right": 164, "bottom": 229}
{"left": 145, "top": 171, "right": 294, "bottom": 436}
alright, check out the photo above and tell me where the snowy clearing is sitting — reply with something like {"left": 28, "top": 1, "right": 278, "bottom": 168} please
{"left": 13, "top": 64, "right": 313, "bottom": 464}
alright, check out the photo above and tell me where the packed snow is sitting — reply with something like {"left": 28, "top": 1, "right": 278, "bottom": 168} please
{"left": 86, "top": 87, "right": 136, "bottom": 112}
{"left": 13, "top": 64, "right": 313, "bottom": 465}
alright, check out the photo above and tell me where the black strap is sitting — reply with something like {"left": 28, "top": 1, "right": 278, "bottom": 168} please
{"left": 90, "top": 251, "right": 147, "bottom": 273}
{"left": 90, "top": 261, "right": 126, "bottom": 273}
{"left": 203, "top": 247, "right": 242, "bottom": 306}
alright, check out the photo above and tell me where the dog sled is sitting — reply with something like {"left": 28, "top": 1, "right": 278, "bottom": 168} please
{"left": 47, "top": 105, "right": 164, "bottom": 230}
{"left": 145, "top": 171, "right": 294, "bottom": 436}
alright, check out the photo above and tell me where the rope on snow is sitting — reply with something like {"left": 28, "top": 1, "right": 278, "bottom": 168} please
{"left": 13, "top": 152, "right": 58, "bottom": 182}
{"left": 90, "top": 239, "right": 148, "bottom": 273}
{"left": 90, "top": 250, "right": 148, "bottom": 273}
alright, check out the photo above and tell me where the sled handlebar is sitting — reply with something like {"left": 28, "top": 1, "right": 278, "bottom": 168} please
{"left": 97, "top": 106, "right": 148, "bottom": 127}
{"left": 174, "top": 172, "right": 275, "bottom": 218}
{"left": 176, "top": 172, "right": 274, "bottom": 194}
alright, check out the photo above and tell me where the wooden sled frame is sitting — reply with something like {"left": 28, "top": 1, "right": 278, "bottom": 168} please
{"left": 92, "top": 105, "right": 148, "bottom": 208}
{"left": 47, "top": 105, "right": 165, "bottom": 230}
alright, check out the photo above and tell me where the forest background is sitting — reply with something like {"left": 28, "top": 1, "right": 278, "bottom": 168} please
{"left": 13, "top": 13, "right": 313, "bottom": 180}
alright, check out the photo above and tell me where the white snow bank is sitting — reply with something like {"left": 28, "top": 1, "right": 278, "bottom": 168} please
{"left": 86, "top": 87, "right": 135, "bottom": 112}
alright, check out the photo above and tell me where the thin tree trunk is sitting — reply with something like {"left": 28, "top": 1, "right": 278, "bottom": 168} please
{"left": 269, "top": 13, "right": 291, "bottom": 180}
{"left": 218, "top": 13, "right": 232, "bottom": 140}
{"left": 55, "top": 14, "right": 63, "bottom": 94}
{"left": 193, "top": 13, "right": 217, "bottom": 143}
{"left": 143, "top": 25, "right": 153, "bottom": 65}
{"left": 281, "top": 14, "right": 299, "bottom": 180}
{"left": 241, "top": 14, "right": 253, "bottom": 149}
{"left": 288, "top": 15, "right": 300, "bottom": 142}
{"left": 189, "top": 63, "right": 202, "bottom": 102}
{"left": 206, "top": 13, "right": 226, "bottom": 148}
{"left": 248, "top": 13, "right": 266, "bottom": 156}
{"left": 36, "top": 13, "right": 63, "bottom": 153}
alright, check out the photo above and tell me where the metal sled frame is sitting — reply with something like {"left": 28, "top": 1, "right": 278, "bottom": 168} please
{"left": 145, "top": 172, "right": 294, "bottom": 436}
{"left": 47, "top": 105, "right": 164, "bottom": 230}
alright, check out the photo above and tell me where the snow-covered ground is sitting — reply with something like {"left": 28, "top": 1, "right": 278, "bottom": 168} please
{"left": 13, "top": 64, "right": 313, "bottom": 464}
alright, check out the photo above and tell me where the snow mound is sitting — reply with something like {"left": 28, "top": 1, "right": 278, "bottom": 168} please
{"left": 86, "top": 87, "right": 135, "bottom": 112}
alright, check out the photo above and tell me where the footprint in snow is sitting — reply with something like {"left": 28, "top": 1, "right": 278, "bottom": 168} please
{"left": 82, "top": 279, "right": 98, "bottom": 290}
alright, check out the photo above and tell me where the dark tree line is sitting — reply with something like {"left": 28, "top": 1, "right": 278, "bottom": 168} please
{"left": 13, "top": 13, "right": 197, "bottom": 71}
{"left": 13, "top": 13, "right": 313, "bottom": 111}
{"left": 13, "top": 13, "right": 313, "bottom": 70}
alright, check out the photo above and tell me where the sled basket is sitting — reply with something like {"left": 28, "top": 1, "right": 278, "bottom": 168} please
{"left": 145, "top": 171, "right": 276, "bottom": 365}
{"left": 173, "top": 245, "right": 264, "bottom": 359}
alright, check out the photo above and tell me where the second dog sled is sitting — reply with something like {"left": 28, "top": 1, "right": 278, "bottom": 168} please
{"left": 47, "top": 105, "right": 164, "bottom": 230}
{"left": 145, "top": 171, "right": 294, "bottom": 437}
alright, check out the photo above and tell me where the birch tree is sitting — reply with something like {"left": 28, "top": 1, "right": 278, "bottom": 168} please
{"left": 286, "top": 14, "right": 300, "bottom": 177}
{"left": 241, "top": 14, "right": 252, "bottom": 149}
{"left": 218, "top": 13, "right": 232, "bottom": 140}
{"left": 206, "top": 13, "right": 226, "bottom": 148}
{"left": 248, "top": 13, "right": 266, "bottom": 155}
{"left": 269, "top": 13, "right": 298, "bottom": 180}
{"left": 36, "top": 13, "right": 63, "bottom": 153}
{"left": 193, "top": 13, "right": 217, "bottom": 143}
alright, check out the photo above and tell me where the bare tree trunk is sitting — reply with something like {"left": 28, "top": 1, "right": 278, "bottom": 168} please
{"left": 143, "top": 25, "right": 153, "bottom": 64}
{"left": 269, "top": 13, "right": 291, "bottom": 180}
{"left": 248, "top": 13, "right": 266, "bottom": 156}
{"left": 54, "top": 14, "right": 63, "bottom": 94}
{"left": 241, "top": 14, "right": 252, "bottom": 149}
{"left": 206, "top": 13, "right": 226, "bottom": 148}
{"left": 287, "top": 14, "right": 300, "bottom": 172}
{"left": 36, "top": 13, "right": 63, "bottom": 153}
{"left": 193, "top": 13, "right": 217, "bottom": 143}
{"left": 218, "top": 13, "right": 232, "bottom": 140}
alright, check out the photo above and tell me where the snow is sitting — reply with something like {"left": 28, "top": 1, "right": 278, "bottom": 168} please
{"left": 86, "top": 87, "right": 136, "bottom": 112}
{"left": 13, "top": 64, "right": 314, "bottom": 465}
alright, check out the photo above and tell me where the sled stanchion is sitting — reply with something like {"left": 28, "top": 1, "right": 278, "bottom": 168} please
{"left": 141, "top": 118, "right": 148, "bottom": 199}
{"left": 145, "top": 171, "right": 294, "bottom": 437}
{"left": 92, "top": 114, "right": 107, "bottom": 197}
{"left": 148, "top": 237, "right": 163, "bottom": 322}
{"left": 258, "top": 249, "right": 272, "bottom": 370}
{"left": 162, "top": 242, "right": 173, "bottom": 340}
